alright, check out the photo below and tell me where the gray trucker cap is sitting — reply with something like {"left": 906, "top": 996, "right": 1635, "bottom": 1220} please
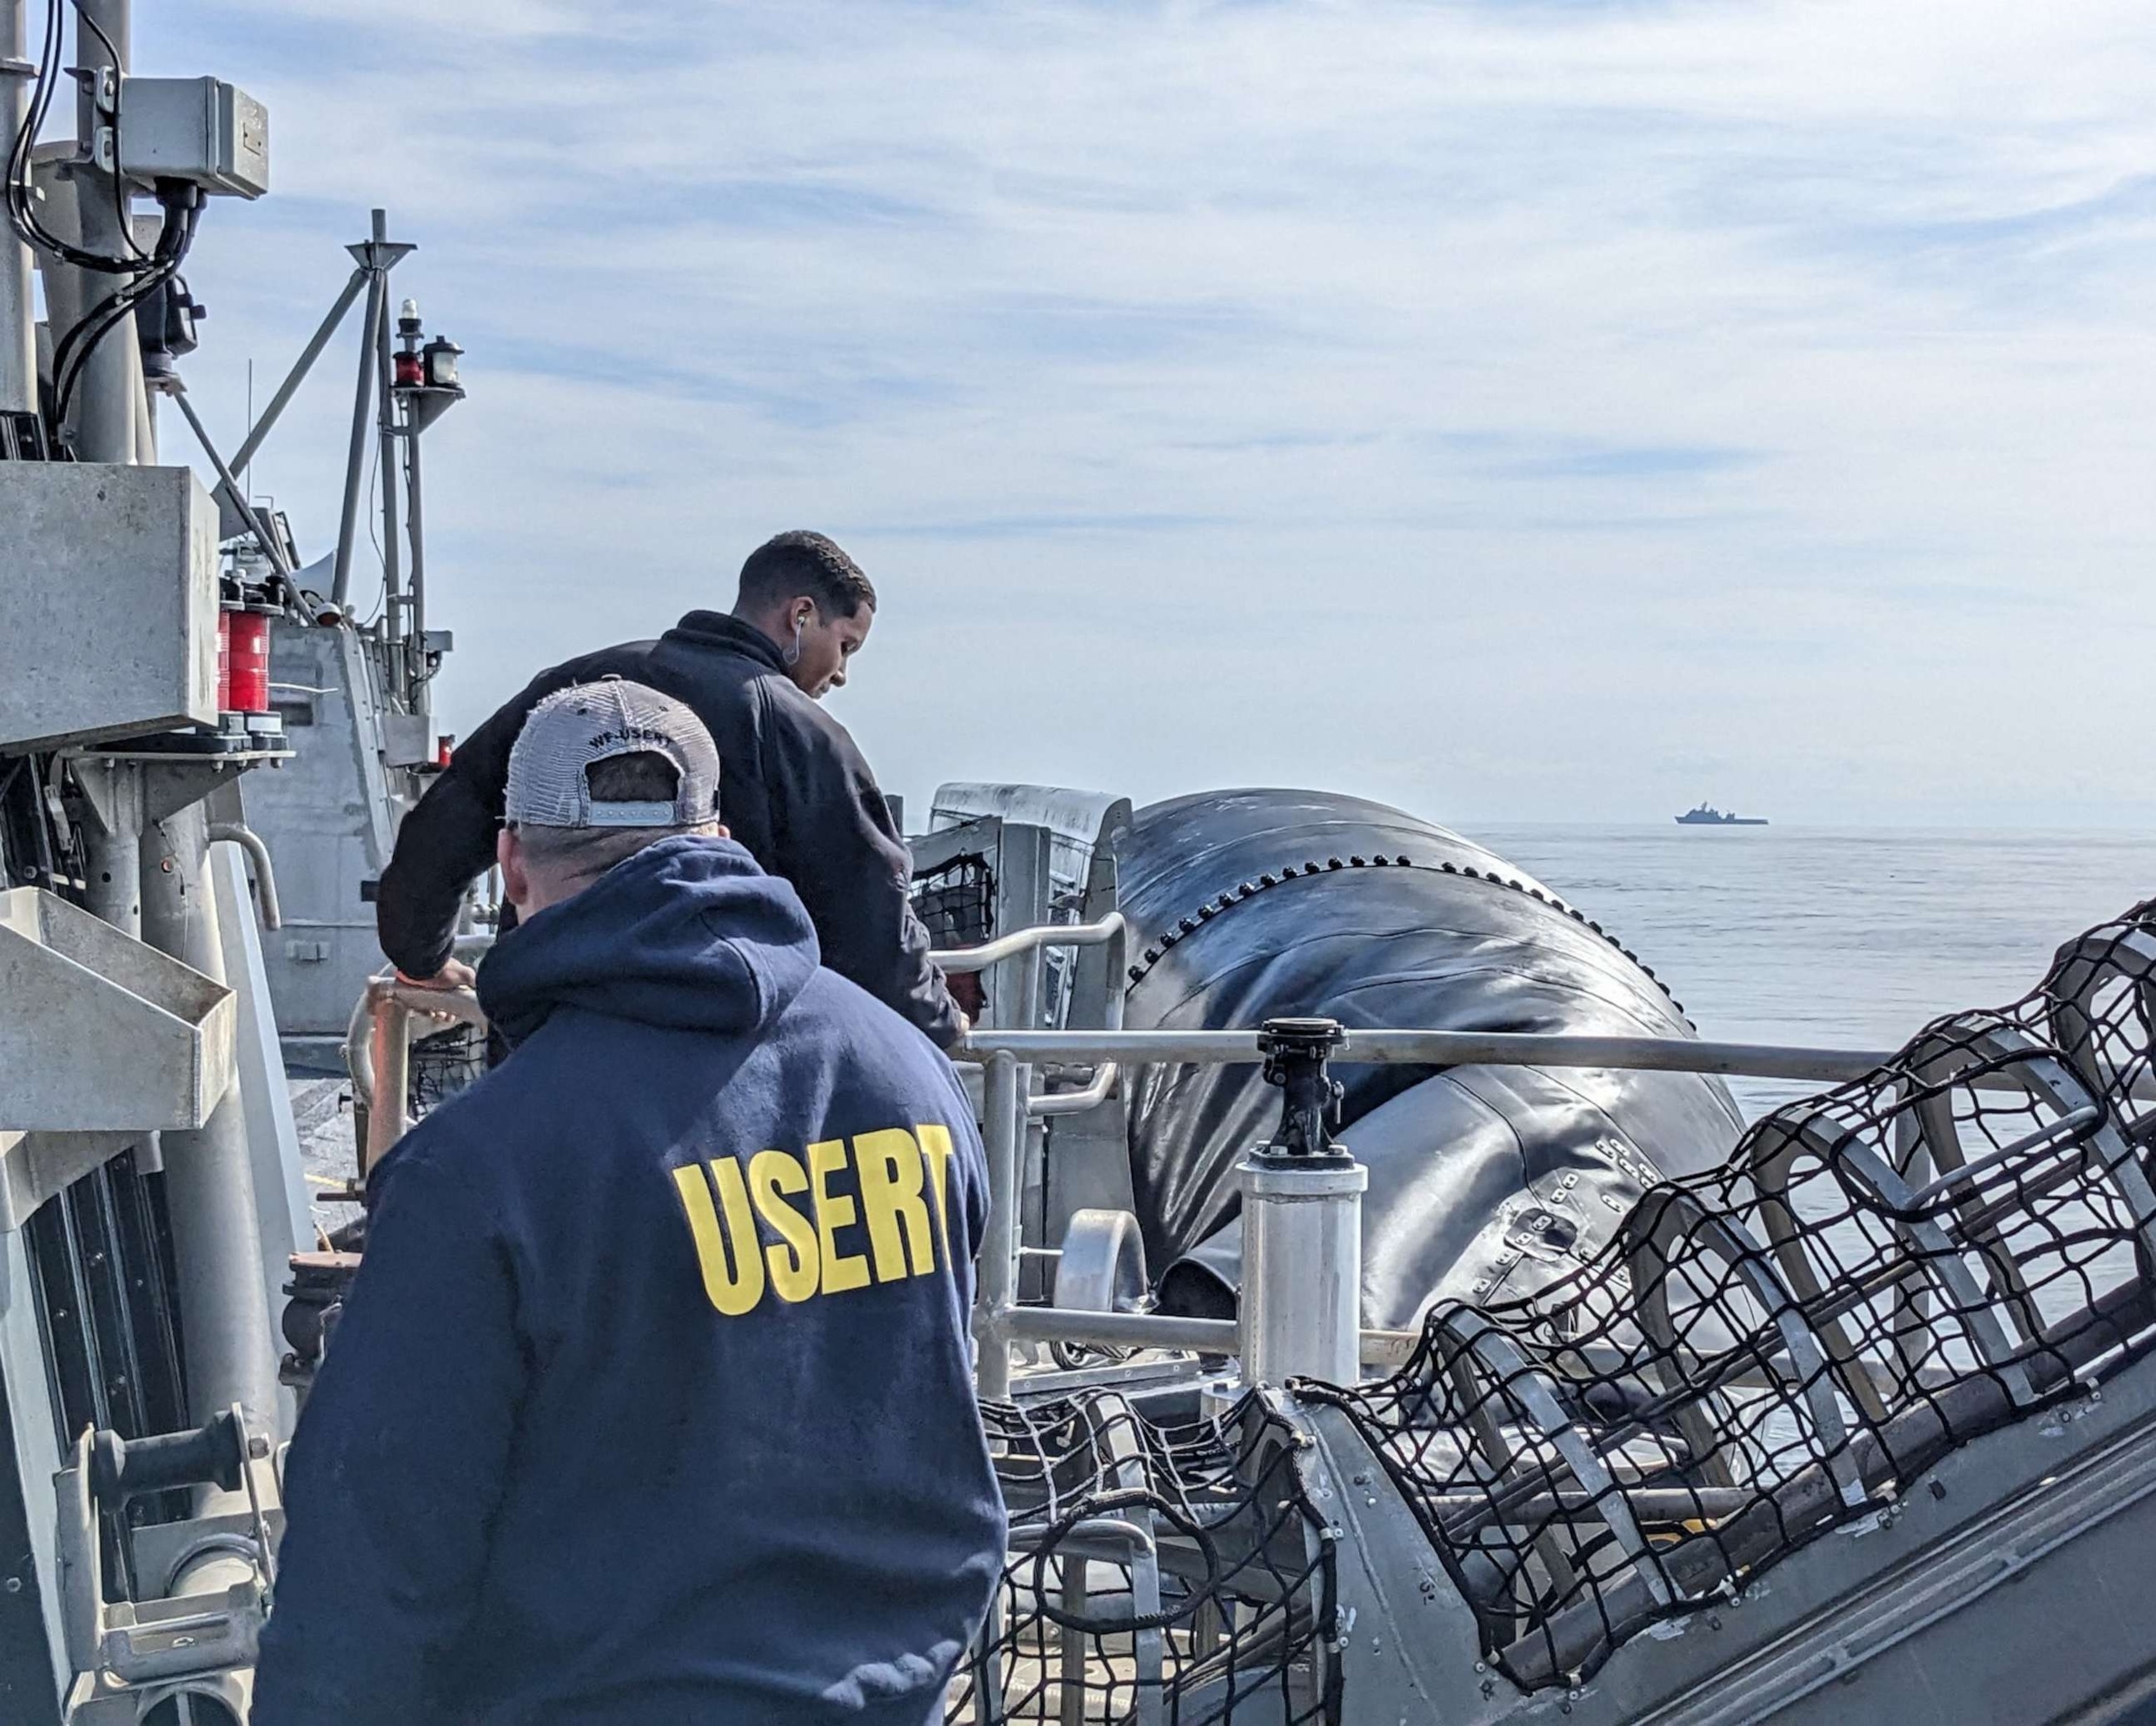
{"left": 503, "top": 679, "right": 721, "bottom": 830}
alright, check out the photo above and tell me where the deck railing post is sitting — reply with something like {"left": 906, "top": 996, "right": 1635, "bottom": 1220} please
{"left": 976, "top": 1051, "right": 1023, "bottom": 1400}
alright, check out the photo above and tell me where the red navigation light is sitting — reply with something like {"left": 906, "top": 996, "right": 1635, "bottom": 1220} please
{"left": 227, "top": 611, "right": 272, "bottom": 712}
{"left": 216, "top": 609, "right": 234, "bottom": 712}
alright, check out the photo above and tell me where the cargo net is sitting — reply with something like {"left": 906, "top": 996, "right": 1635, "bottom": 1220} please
{"left": 914, "top": 852, "right": 996, "bottom": 950}
{"left": 947, "top": 1392, "right": 1340, "bottom": 1724}
{"left": 408, "top": 1022, "right": 484, "bottom": 1117}
{"left": 1301, "top": 901, "right": 2156, "bottom": 1693}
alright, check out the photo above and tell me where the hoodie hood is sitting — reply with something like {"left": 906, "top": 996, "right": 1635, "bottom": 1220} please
{"left": 478, "top": 836, "right": 820, "bottom": 1048}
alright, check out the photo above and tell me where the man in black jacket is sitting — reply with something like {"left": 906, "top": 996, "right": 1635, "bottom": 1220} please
{"left": 376, "top": 530, "right": 964, "bottom": 1047}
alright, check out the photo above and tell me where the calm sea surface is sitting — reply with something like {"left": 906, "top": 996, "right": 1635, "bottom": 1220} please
{"left": 1470, "top": 825, "right": 2156, "bottom": 1122}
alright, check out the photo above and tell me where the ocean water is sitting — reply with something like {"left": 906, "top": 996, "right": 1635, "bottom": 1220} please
{"left": 1470, "top": 825, "right": 2156, "bottom": 1122}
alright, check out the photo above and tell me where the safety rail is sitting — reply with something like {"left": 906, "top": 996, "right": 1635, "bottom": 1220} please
{"left": 952, "top": 1023, "right": 2156, "bottom": 1395}
{"left": 948, "top": 1011, "right": 1981, "bottom": 1400}
{"left": 957, "top": 1026, "right": 1899, "bottom": 1082}
{"left": 936, "top": 912, "right": 1131, "bottom": 1056}
{"left": 342, "top": 917, "right": 1979, "bottom": 1395}
{"left": 345, "top": 975, "right": 487, "bottom": 1174}
{"left": 934, "top": 909, "right": 1129, "bottom": 987}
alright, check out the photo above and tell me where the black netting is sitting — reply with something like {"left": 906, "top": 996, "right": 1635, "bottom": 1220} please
{"left": 408, "top": 1023, "right": 484, "bottom": 1117}
{"left": 949, "top": 1393, "right": 1340, "bottom": 1724}
{"left": 916, "top": 852, "right": 996, "bottom": 951}
{"left": 1299, "top": 901, "right": 2156, "bottom": 1692}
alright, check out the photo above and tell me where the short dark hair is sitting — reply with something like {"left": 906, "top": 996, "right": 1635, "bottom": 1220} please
{"left": 736, "top": 531, "right": 877, "bottom": 619}
{"left": 585, "top": 751, "right": 680, "bottom": 804}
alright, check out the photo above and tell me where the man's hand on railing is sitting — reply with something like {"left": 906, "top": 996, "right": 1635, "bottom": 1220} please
{"left": 394, "top": 959, "right": 479, "bottom": 1023}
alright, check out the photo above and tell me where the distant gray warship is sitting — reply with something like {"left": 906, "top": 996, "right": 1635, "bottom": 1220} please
{"left": 1677, "top": 800, "right": 1768, "bottom": 825}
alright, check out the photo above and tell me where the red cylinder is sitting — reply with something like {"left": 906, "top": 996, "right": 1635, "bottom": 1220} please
{"left": 216, "top": 610, "right": 234, "bottom": 712}
{"left": 228, "top": 611, "right": 272, "bottom": 712}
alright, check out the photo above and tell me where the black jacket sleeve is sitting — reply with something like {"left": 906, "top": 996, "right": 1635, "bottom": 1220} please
{"left": 763, "top": 690, "right": 964, "bottom": 1049}
{"left": 375, "top": 660, "right": 588, "bottom": 978}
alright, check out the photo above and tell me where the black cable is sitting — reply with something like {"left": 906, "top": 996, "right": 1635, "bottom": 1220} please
{"left": 5, "top": 0, "right": 182, "bottom": 439}
{"left": 51, "top": 185, "right": 198, "bottom": 432}
{"left": 13, "top": 0, "right": 142, "bottom": 267}
{"left": 0, "top": 0, "right": 215, "bottom": 447}
{"left": 4, "top": 0, "right": 138, "bottom": 274}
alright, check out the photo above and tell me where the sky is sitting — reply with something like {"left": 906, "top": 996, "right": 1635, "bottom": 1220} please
{"left": 121, "top": 0, "right": 2156, "bottom": 828}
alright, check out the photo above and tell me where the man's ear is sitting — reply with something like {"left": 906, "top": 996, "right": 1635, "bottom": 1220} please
{"left": 498, "top": 826, "right": 532, "bottom": 912}
{"left": 712, "top": 823, "right": 731, "bottom": 841}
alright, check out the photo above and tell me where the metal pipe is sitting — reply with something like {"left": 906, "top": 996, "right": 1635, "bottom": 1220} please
{"left": 405, "top": 408, "right": 427, "bottom": 712}
{"left": 168, "top": 387, "right": 293, "bottom": 575}
{"left": 364, "top": 987, "right": 409, "bottom": 1178}
{"left": 1028, "top": 1063, "right": 1118, "bottom": 1118}
{"left": 67, "top": 0, "right": 135, "bottom": 463}
{"left": 229, "top": 265, "right": 368, "bottom": 475}
{"left": 132, "top": 347, "right": 152, "bottom": 460}
{"left": 0, "top": 0, "right": 34, "bottom": 413}
{"left": 344, "top": 990, "right": 374, "bottom": 1101}
{"left": 957, "top": 1027, "right": 1898, "bottom": 1083}
{"left": 206, "top": 822, "right": 281, "bottom": 930}
{"left": 1901, "top": 1103, "right": 2101, "bottom": 1208}
{"left": 1000, "top": 1304, "right": 1420, "bottom": 1368}
{"left": 372, "top": 239, "right": 400, "bottom": 642}
{"left": 141, "top": 805, "right": 282, "bottom": 1445}
{"left": 347, "top": 975, "right": 488, "bottom": 1107}
{"left": 357, "top": 978, "right": 486, "bottom": 1175}
{"left": 990, "top": 1308, "right": 1854, "bottom": 1382}
{"left": 936, "top": 912, "right": 1126, "bottom": 975}
{"left": 1004, "top": 1307, "right": 1237, "bottom": 1355}
{"left": 331, "top": 266, "right": 385, "bottom": 607}
{"left": 976, "top": 1051, "right": 1020, "bottom": 1401}
{"left": 74, "top": 759, "right": 145, "bottom": 935}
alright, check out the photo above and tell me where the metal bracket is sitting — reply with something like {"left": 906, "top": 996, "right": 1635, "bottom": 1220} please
{"left": 1256, "top": 1017, "right": 1348, "bottom": 1158}
{"left": 55, "top": 1405, "right": 278, "bottom": 1692}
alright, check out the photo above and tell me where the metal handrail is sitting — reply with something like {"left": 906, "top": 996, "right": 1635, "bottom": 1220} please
{"left": 347, "top": 976, "right": 486, "bottom": 1176}
{"left": 1030, "top": 1063, "right": 1119, "bottom": 1118}
{"left": 935, "top": 912, "right": 1128, "bottom": 976}
{"left": 335, "top": 958, "right": 2028, "bottom": 1406}
{"left": 338, "top": 961, "right": 1949, "bottom": 1394}
{"left": 1004, "top": 1304, "right": 1423, "bottom": 1367}
{"left": 959, "top": 1026, "right": 1897, "bottom": 1084}
{"left": 963, "top": 1016, "right": 1918, "bottom": 1397}
{"left": 206, "top": 823, "right": 282, "bottom": 931}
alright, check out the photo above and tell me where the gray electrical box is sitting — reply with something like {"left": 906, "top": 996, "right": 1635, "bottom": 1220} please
{"left": 117, "top": 76, "right": 269, "bottom": 199}
{"left": 0, "top": 464, "right": 220, "bottom": 750}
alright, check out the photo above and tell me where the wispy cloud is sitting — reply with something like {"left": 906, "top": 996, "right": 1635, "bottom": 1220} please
{"left": 142, "top": 0, "right": 2156, "bottom": 825}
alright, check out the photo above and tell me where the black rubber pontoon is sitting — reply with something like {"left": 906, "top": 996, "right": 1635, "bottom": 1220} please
{"left": 1114, "top": 790, "right": 1745, "bottom": 1327}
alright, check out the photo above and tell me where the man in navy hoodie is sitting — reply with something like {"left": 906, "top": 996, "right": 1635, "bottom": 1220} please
{"left": 254, "top": 679, "right": 1006, "bottom": 1725}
